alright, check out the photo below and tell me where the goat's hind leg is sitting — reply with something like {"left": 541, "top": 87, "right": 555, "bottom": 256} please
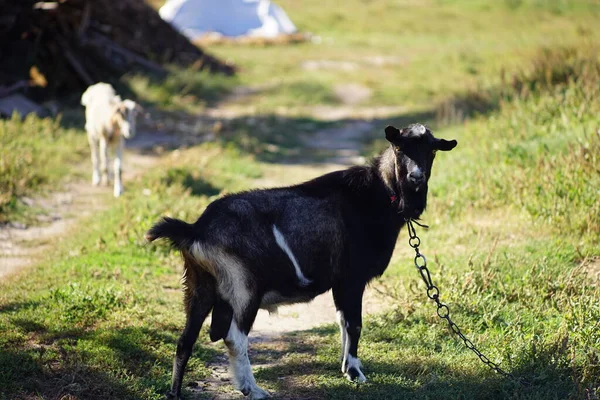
{"left": 88, "top": 135, "right": 101, "bottom": 186}
{"left": 99, "top": 137, "right": 110, "bottom": 186}
{"left": 167, "top": 268, "right": 216, "bottom": 400}
{"left": 113, "top": 138, "right": 124, "bottom": 197}
{"left": 224, "top": 300, "right": 269, "bottom": 399}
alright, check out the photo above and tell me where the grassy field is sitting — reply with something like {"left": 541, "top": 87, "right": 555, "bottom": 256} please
{"left": 0, "top": 114, "right": 88, "bottom": 223}
{"left": 1, "top": 1, "right": 599, "bottom": 399}
{"left": 140, "top": 0, "right": 600, "bottom": 113}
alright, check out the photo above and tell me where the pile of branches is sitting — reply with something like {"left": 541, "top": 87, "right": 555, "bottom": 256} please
{"left": 0, "top": 0, "right": 235, "bottom": 101}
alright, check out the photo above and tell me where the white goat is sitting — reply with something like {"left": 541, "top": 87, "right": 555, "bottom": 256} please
{"left": 81, "top": 83, "right": 142, "bottom": 197}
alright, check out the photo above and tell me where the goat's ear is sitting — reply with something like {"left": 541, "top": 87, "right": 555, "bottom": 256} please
{"left": 122, "top": 99, "right": 140, "bottom": 111}
{"left": 435, "top": 138, "right": 458, "bottom": 151}
{"left": 385, "top": 125, "right": 401, "bottom": 143}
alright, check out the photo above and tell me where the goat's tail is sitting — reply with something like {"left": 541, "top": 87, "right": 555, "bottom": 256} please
{"left": 145, "top": 217, "right": 196, "bottom": 251}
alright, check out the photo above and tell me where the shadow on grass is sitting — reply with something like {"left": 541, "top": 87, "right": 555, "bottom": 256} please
{"left": 1, "top": 310, "right": 585, "bottom": 400}
{"left": 0, "top": 317, "right": 220, "bottom": 400}
{"left": 244, "top": 325, "right": 578, "bottom": 400}
{"left": 206, "top": 108, "right": 439, "bottom": 166}
{"left": 48, "top": 70, "right": 470, "bottom": 168}
{"left": 0, "top": 300, "right": 42, "bottom": 314}
{"left": 161, "top": 167, "right": 221, "bottom": 197}
{"left": 55, "top": 44, "right": 600, "bottom": 167}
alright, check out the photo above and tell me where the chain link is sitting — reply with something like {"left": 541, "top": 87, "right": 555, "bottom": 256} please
{"left": 406, "top": 219, "right": 516, "bottom": 380}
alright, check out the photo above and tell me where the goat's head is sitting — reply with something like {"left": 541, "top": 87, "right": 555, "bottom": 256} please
{"left": 113, "top": 99, "right": 143, "bottom": 139}
{"left": 384, "top": 124, "right": 457, "bottom": 217}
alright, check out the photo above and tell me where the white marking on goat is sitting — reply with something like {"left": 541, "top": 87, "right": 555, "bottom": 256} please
{"left": 340, "top": 319, "right": 350, "bottom": 373}
{"left": 412, "top": 123, "right": 426, "bottom": 136}
{"left": 336, "top": 311, "right": 348, "bottom": 361}
{"left": 113, "top": 139, "right": 124, "bottom": 197}
{"left": 272, "top": 225, "right": 312, "bottom": 286}
{"left": 345, "top": 354, "right": 367, "bottom": 383}
{"left": 225, "top": 320, "right": 269, "bottom": 399}
{"left": 190, "top": 242, "right": 251, "bottom": 320}
{"left": 190, "top": 242, "right": 218, "bottom": 277}
{"left": 409, "top": 166, "right": 424, "bottom": 182}
{"left": 339, "top": 320, "right": 366, "bottom": 382}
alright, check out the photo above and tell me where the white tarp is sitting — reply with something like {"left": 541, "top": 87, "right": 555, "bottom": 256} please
{"left": 159, "top": 0, "right": 297, "bottom": 40}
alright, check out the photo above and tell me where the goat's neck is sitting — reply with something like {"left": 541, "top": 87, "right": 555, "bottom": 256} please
{"left": 377, "top": 147, "right": 401, "bottom": 200}
{"left": 108, "top": 114, "right": 122, "bottom": 141}
{"left": 374, "top": 147, "right": 424, "bottom": 220}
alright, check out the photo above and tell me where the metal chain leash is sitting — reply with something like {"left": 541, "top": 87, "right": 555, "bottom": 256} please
{"left": 406, "top": 219, "right": 515, "bottom": 379}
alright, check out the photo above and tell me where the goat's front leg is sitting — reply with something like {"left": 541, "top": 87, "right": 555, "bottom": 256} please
{"left": 88, "top": 135, "right": 101, "bottom": 185}
{"left": 333, "top": 283, "right": 367, "bottom": 383}
{"left": 99, "top": 137, "right": 109, "bottom": 186}
{"left": 336, "top": 310, "right": 348, "bottom": 361}
{"left": 113, "top": 139, "right": 124, "bottom": 197}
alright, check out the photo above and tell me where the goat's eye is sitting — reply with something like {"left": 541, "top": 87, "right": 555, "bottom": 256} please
{"left": 432, "top": 149, "right": 438, "bottom": 155}
{"left": 394, "top": 146, "right": 401, "bottom": 152}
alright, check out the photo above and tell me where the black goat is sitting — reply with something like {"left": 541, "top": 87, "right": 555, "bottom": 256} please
{"left": 146, "top": 124, "right": 457, "bottom": 399}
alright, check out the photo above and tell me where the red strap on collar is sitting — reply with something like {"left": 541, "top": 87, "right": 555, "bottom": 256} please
{"left": 390, "top": 195, "right": 398, "bottom": 203}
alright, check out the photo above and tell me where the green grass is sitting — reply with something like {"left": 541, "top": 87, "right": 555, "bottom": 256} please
{"left": 0, "top": 113, "right": 88, "bottom": 223}
{"left": 126, "top": 68, "right": 238, "bottom": 113}
{"left": 142, "top": 0, "right": 600, "bottom": 114}
{"left": 201, "top": 0, "right": 600, "bottom": 110}
{"left": 1, "top": 73, "right": 599, "bottom": 398}
{"left": 0, "top": 145, "right": 259, "bottom": 399}
{"left": 1, "top": 1, "right": 600, "bottom": 399}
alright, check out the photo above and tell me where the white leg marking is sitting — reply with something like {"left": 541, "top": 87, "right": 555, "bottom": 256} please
{"left": 340, "top": 320, "right": 350, "bottom": 374}
{"left": 272, "top": 225, "right": 312, "bottom": 286}
{"left": 336, "top": 311, "right": 347, "bottom": 361}
{"left": 92, "top": 170, "right": 101, "bottom": 186}
{"left": 338, "top": 317, "right": 367, "bottom": 383}
{"left": 225, "top": 321, "right": 269, "bottom": 399}
{"left": 113, "top": 139, "right": 124, "bottom": 197}
{"left": 345, "top": 354, "right": 367, "bottom": 383}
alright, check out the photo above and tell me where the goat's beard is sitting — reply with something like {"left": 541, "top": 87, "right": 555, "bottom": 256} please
{"left": 397, "top": 183, "right": 428, "bottom": 219}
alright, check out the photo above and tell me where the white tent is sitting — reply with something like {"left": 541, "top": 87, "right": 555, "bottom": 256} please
{"left": 159, "top": 0, "right": 297, "bottom": 40}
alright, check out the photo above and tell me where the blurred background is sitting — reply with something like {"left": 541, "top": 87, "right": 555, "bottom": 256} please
{"left": 1, "top": 1, "right": 599, "bottom": 399}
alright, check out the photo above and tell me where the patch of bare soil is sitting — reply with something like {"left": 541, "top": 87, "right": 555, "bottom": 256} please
{"left": 0, "top": 182, "right": 109, "bottom": 279}
{"left": 333, "top": 83, "right": 372, "bottom": 105}
{"left": 300, "top": 56, "right": 408, "bottom": 72}
{"left": 303, "top": 120, "right": 374, "bottom": 165}
{"left": 582, "top": 256, "right": 600, "bottom": 284}
{"left": 0, "top": 130, "right": 175, "bottom": 280}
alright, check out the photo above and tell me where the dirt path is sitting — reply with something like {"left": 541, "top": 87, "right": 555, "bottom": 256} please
{"left": 0, "top": 130, "right": 177, "bottom": 280}
{"left": 0, "top": 181, "right": 109, "bottom": 279}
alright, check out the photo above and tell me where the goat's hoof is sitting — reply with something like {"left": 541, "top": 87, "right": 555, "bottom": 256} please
{"left": 113, "top": 187, "right": 123, "bottom": 197}
{"left": 249, "top": 386, "right": 270, "bottom": 399}
{"left": 164, "top": 391, "right": 180, "bottom": 400}
{"left": 240, "top": 385, "right": 269, "bottom": 399}
{"left": 344, "top": 367, "right": 367, "bottom": 383}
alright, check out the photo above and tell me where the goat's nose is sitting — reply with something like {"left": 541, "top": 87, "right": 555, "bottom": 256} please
{"left": 408, "top": 170, "right": 425, "bottom": 185}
